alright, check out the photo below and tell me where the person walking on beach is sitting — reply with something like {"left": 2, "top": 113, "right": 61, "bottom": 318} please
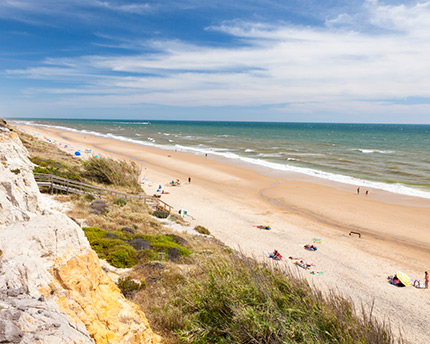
{"left": 356, "top": 187, "right": 360, "bottom": 195}
{"left": 425, "top": 271, "right": 429, "bottom": 289}
{"left": 365, "top": 190, "right": 369, "bottom": 196}
{"left": 188, "top": 177, "right": 191, "bottom": 183}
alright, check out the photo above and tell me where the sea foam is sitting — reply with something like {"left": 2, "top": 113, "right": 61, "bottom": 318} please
{"left": 12, "top": 120, "right": 430, "bottom": 200}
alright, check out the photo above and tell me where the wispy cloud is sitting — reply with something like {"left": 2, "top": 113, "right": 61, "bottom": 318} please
{"left": 94, "top": 1, "right": 151, "bottom": 14}
{"left": 3, "top": 0, "right": 430, "bottom": 120}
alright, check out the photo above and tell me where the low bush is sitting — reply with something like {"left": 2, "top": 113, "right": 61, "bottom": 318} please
{"left": 194, "top": 225, "right": 210, "bottom": 235}
{"left": 153, "top": 210, "right": 169, "bottom": 219}
{"left": 107, "top": 244, "right": 138, "bottom": 268}
{"left": 84, "top": 193, "right": 95, "bottom": 202}
{"left": 81, "top": 156, "right": 141, "bottom": 190}
{"left": 113, "top": 198, "right": 127, "bottom": 206}
{"left": 83, "top": 227, "right": 191, "bottom": 266}
{"left": 118, "top": 276, "right": 146, "bottom": 297}
{"left": 31, "top": 157, "right": 81, "bottom": 180}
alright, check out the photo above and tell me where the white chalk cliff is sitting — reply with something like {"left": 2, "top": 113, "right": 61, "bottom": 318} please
{"left": 0, "top": 129, "right": 160, "bottom": 343}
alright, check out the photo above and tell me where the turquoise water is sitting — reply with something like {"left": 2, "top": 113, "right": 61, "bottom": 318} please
{"left": 12, "top": 119, "right": 430, "bottom": 199}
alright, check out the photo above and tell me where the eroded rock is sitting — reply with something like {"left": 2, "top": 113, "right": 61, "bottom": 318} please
{"left": 0, "top": 130, "right": 160, "bottom": 344}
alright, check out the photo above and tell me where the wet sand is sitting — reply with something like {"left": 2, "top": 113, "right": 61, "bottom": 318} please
{"left": 15, "top": 123, "right": 430, "bottom": 342}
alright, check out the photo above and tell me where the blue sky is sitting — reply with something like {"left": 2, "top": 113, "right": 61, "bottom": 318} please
{"left": 1, "top": 0, "right": 430, "bottom": 123}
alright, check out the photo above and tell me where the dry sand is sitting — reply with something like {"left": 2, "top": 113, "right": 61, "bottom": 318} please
{"left": 15, "top": 123, "right": 430, "bottom": 343}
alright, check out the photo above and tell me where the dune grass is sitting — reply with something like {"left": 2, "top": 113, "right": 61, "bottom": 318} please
{"left": 81, "top": 156, "right": 141, "bottom": 191}
{"left": 135, "top": 251, "right": 398, "bottom": 344}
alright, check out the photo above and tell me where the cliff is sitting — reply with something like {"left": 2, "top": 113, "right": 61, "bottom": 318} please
{"left": 0, "top": 127, "right": 160, "bottom": 344}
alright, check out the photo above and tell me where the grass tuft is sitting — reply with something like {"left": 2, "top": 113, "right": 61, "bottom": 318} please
{"left": 137, "top": 251, "right": 398, "bottom": 344}
{"left": 194, "top": 225, "right": 210, "bottom": 235}
{"left": 81, "top": 156, "right": 141, "bottom": 191}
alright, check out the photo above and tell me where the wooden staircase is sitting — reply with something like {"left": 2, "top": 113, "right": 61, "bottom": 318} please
{"left": 34, "top": 173, "right": 172, "bottom": 213}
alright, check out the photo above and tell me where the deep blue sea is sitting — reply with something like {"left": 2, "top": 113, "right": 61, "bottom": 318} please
{"left": 12, "top": 119, "right": 430, "bottom": 199}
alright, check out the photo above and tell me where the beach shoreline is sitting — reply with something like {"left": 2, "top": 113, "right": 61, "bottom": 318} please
{"left": 14, "top": 122, "right": 430, "bottom": 342}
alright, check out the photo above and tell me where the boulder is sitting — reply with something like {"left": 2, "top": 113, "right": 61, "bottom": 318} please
{"left": 129, "top": 239, "right": 152, "bottom": 251}
{"left": 167, "top": 247, "right": 181, "bottom": 262}
{"left": 90, "top": 199, "right": 108, "bottom": 214}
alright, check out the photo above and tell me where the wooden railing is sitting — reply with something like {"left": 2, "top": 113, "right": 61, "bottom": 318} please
{"left": 34, "top": 173, "right": 172, "bottom": 213}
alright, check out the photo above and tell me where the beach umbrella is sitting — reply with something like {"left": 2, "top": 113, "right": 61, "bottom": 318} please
{"left": 396, "top": 271, "right": 411, "bottom": 286}
{"left": 75, "top": 151, "right": 81, "bottom": 156}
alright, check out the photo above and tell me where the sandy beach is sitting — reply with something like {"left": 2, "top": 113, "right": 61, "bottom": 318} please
{"left": 15, "top": 123, "right": 430, "bottom": 342}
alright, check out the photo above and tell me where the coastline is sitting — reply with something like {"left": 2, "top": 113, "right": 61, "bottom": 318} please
{"left": 15, "top": 122, "right": 430, "bottom": 342}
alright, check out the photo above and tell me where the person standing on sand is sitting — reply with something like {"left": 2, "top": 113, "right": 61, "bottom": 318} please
{"left": 365, "top": 190, "right": 369, "bottom": 196}
{"left": 425, "top": 271, "right": 429, "bottom": 289}
{"left": 188, "top": 177, "right": 191, "bottom": 183}
{"left": 357, "top": 187, "right": 360, "bottom": 195}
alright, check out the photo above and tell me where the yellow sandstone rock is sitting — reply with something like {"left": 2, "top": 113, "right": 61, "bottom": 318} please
{"left": 49, "top": 250, "right": 160, "bottom": 344}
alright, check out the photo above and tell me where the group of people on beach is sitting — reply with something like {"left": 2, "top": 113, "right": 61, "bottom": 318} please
{"left": 269, "top": 238, "right": 323, "bottom": 274}
{"left": 388, "top": 271, "right": 428, "bottom": 289}
{"left": 356, "top": 187, "right": 369, "bottom": 196}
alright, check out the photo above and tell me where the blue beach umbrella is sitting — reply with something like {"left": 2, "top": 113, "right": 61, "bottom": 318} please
{"left": 75, "top": 151, "right": 81, "bottom": 156}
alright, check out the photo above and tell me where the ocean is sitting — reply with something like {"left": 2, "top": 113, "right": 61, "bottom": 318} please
{"left": 12, "top": 119, "right": 430, "bottom": 199}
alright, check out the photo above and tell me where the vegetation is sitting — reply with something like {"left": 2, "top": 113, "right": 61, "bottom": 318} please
{"left": 81, "top": 156, "right": 141, "bottom": 191}
{"left": 83, "top": 226, "right": 191, "bottom": 267}
{"left": 118, "top": 276, "right": 146, "bottom": 297}
{"left": 113, "top": 198, "right": 127, "bottom": 206}
{"left": 169, "top": 213, "right": 188, "bottom": 226}
{"left": 153, "top": 210, "right": 169, "bottom": 219}
{"left": 19, "top": 131, "right": 140, "bottom": 192}
{"left": 30, "top": 156, "right": 82, "bottom": 180}
{"left": 194, "top": 225, "right": 210, "bottom": 235}
{"left": 137, "top": 251, "right": 397, "bottom": 344}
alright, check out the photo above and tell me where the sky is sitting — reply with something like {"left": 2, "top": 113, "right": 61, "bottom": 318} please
{"left": 1, "top": 0, "right": 430, "bottom": 123}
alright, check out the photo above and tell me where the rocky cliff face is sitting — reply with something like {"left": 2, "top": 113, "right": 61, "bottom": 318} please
{"left": 0, "top": 130, "right": 43, "bottom": 228}
{"left": 0, "top": 128, "right": 160, "bottom": 344}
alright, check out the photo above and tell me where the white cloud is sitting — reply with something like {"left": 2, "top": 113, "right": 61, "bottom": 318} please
{"left": 94, "top": 1, "right": 151, "bottom": 14}
{"left": 5, "top": 1, "right": 430, "bottom": 120}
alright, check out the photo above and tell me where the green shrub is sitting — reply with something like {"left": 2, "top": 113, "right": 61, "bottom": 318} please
{"left": 81, "top": 156, "right": 141, "bottom": 190}
{"left": 118, "top": 276, "right": 146, "bottom": 297}
{"left": 113, "top": 198, "right": 127, "bottom": 206}
{"left": 83, "top": 227, "right": 136, "bottom": 267}
{"left": 143, "top": 235, "right": 191, "bottom": 257}
{"left": 107, "top": 245, "right": 137, "bottom": 268}
{"left": 31, "top": 157, "right": 81, "bottom": 180}
{"left": 153, "top": 210, "right": 169, "bottom": 219}
{"left": 82, "top": 227, "right": 191, "bottom": 266}
{"left": 10, "top": 168, "right": 21, "bottom": 175}
{"left": 194, "top": 225, "right": 210, "bottom": 235}
{"left": 84, "top": 193, "right": 95, "bottom": 202}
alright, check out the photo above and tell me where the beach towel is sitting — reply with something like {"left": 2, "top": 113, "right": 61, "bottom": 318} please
{"left": 253, "top": 225, "right": 271, "bottom": 230}
{"left": 411, "top": 280, "right": 425, "bottom": 288}
{"left": 312, "top": 238, "right": 322, "bottom": 243}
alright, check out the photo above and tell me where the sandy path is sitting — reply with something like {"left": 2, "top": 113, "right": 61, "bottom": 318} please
{"left": 15, "top": 123, "right": 430, "bottom": 343}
